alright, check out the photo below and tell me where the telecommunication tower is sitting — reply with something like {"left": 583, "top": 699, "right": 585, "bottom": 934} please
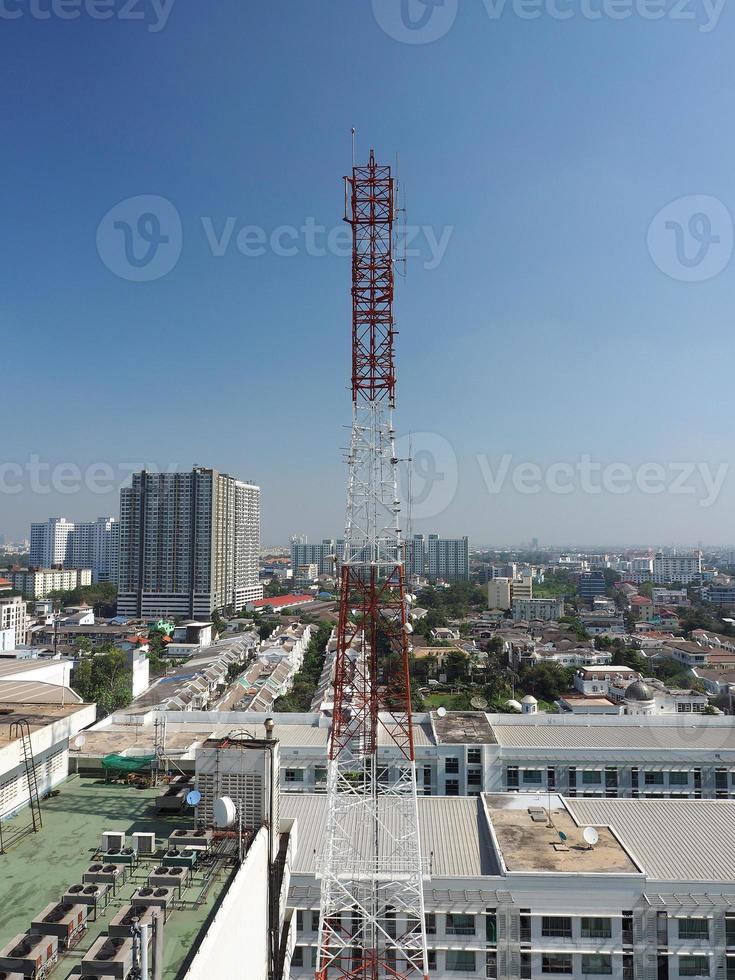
{"left": 316, "top": 148, "right": 429, "bottom": 980}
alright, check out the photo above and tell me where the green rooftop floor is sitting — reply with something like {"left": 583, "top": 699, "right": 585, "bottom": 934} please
{"left": 0, "top": 776, "right": 235, "bottom": 979}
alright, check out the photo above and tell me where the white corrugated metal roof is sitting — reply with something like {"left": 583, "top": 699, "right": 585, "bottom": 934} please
{"left": 280, "top": 794, "right": 494, "bottom": 877}
{"left": 491, "top": 723, "right": 735, "bottom": 752}
{"left": 567, "top": 798, "right": 735, "bottom": 882}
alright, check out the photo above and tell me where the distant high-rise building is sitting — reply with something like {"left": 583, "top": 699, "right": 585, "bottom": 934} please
{"left": 578, "top": 571, "right": 606, "bottom": 602}
{"left": 290, "top": 538, "right": 342, "bottom": 579}
{"left": 652, "top": 551, "right": 702, "bottom": 585}
{"left": 427, "top": 534, "right": 470, "bottom": 582}
{"left": 117, "top": 468, "right": 262, "bottom": 619}
{"left": 29, "top": 516, "right": 119, "bottom": 584}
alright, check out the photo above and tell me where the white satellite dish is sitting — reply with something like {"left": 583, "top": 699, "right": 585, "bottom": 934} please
{"left": 74, "top": 734, "right": 86, "bottom": 749}
{"left": 213, "top": 796, "right": 237, "bottom": 828}
{"left": 582, "top": 826, "right": 599, "bottom": 848}
{"left": 436, "top": 706, "right": 447, "bottom": 718}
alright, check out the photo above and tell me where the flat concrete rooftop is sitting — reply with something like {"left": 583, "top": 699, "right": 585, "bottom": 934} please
{"left": 484, "top": 793, "right": 640, "bottom": 876}
{"left": 0, "top": 702, "right": 91, "bottom": 745}
{"left": 0, "top": 777, "right": 237, "bottom": 979}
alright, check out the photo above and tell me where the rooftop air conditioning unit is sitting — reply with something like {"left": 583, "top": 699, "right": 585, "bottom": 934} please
{"left": 168, "top": 828, "right": 213, "bottom": 850}
{"left": 101, "top": 831, "right": 126, "bottom": 852}
{"left": 81, "top": 936, "right": 134, "bottom": 980}
{"left": 63, "top": 883, "right": 110, "bottom": 917}
{"left": 30, "top": 902, "right": 88, "bottom": 948}
{"left": 0, "top": 933, "right": 59, "bottom": 977}
{"left": 148, "top": 866, "right": 188, "bottom": 892}
{"left": 83, "top": 864, "right": 123, "bottom": 891}
{"left": 131, "top": 831, "right": 156, "bottom": 855}
{"left": 109, "top": 904, "right": 158, "bottom": 940}
{"left": 130, "top": 886, "right": 171, "bottom": 918}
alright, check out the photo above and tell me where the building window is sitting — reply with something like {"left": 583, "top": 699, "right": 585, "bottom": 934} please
{"left": 542, "top": 916, "right": 572, "bottom": 939}
{"left": 486, "top": 909, "right": 497, "bottom": 943}
{"left": 507, "top": 766, "right": 519, "bottom": 789}
{"left": 581, "top": 770, "right": 602, "bottom": 785}
{"left": 669, "top": 771, "right": 689, "bottom": 785}
{"left": 427, "top": 950, "right": 437, "bottom": 971}
{"left": 679, "top": 918, "right": 709, "bottom": 941}
{"left": 467, "top": 769, "right": 482, "bottom": 786}
{"left": 446, "top": 913, "right": 475, "bottom": 936}
{"left": 311, "top": 910, "right": 320, "bottom": 932}
{"left": 542, "top": 954, "right": 573, "bottom": 974}
{"left": 446, "top": 950, "right": 476, "bottom": 972}
{"left": 467, "top": 748, "right": 481, "bottom": 764}
{"left": 522, "top": 769, "right": 543, "bottom": 784}
{"left": 581, "top": 917, "right": 612, "bottom": 939}
{"left": 445, "top": 757, "right": 459, "bottom": 774}
{"left": 679, "top": 956, "right": 710, "bottom": 977}
{"left": 285, "top": 769, "right": 304, "bottom": 783}
{"left": 581, "top": 954, "right": 612, "bottom": 975}
{"left": 425, "top": 913, "right": 436, "bottom": 935}
{"left": 644, "top": 771, "right": 664, "bottom": 785}
{"left": 314, "top": 767, "right": 327, "bottom": 783}
{"left": 445, "top": 779, "right": 459, "bottom": 796}
{"left": 296, "top": 910, "right": 304, "bottom": 931}
{"left": 292, "top": 947, "right": 304, "bottom": 967}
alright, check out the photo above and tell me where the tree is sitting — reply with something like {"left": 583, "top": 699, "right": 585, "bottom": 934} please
{"left": 72, "top": 648, "right": 133, "bottom": 717}
{"left": 518, "top": 663, "right": 573, "bottom": 702}
{"left": 444, "top": 650, "right": 470, "bottom": 683}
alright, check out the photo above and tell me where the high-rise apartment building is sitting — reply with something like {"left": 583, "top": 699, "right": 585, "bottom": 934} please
{"left": 652, "top": 551, "right": 703, "bottom": 585}
{"left": 427, "top": 534, "right": 470, "bottom": 582}
{"left": 117, "top": 468, "right": 262, "bottom": 619}
{"left": 289, "top": 538, "right": 343, "bottom": 580}
{"left": 29, "top": 516, "right": 119, "bottom": 583}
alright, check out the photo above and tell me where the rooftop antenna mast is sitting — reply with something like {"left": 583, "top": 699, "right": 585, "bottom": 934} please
{"left": 316, "top": 144, "right": 429, "bottom": 980}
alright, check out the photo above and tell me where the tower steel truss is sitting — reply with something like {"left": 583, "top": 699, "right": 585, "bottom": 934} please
{"left": 316, "top": 150, "right": 429, "bottom": 980}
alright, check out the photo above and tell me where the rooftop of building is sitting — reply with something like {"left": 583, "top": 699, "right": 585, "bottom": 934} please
{"left": 0, "top": 777, "right": 242, "bottom": 980}
{"left": 567, "top": 797, "right": 735, "bottom": 882}
{"left": 0, "top": 700, "right": 91, "bottom": 745}
{"left": 489, "top": 719, "right": 735, "bottom": 752}
{"left": 0, "top": 777, "right": 240, "bottom": 980}
{"left": 483, "top": 793, "right": 640, "bottom": 875}
{"left": 281, "top": 793, "right": 498, "bottom": 877}
{"left": 430, "top": 710, "right": 496, "bottom": 745}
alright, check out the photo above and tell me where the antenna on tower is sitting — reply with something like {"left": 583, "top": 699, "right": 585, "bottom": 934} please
{"left": 351, "top": 127, "right": 356, "bottom": 167}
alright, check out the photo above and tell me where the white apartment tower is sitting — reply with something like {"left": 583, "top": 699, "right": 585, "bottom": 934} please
{"left": 29, "top": 516, "right": 119, "bottom": 583}
{"left": 117, "top": 467, "right": 263, "bottom": 619}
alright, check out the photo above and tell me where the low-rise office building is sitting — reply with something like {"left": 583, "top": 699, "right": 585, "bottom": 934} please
{"left": 285, "top": 791, "right": 735, "bottom": 980}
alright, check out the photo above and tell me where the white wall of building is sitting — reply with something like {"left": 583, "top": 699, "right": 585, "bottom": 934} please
{"left": 182, "top": 827, "right": 270, "bottom": 980}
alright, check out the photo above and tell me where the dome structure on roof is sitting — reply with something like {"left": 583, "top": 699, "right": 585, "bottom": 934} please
{"left": 521, "top": 694, "right": 538, "bottom": 704}
{"left": 625, "top": 680, "right": 654, "bottom": 702}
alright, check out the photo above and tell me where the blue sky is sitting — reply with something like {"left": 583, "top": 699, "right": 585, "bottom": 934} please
{"left": 2, "top": 0, "right": 734, "bottom": 547}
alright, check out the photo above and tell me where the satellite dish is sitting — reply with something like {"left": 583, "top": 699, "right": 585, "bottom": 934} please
{"left": 436, "top": 706, "right": 447, "bottom": 718}
{"left": 470, "top": 696, "right": 489, "bottom": 710}
{"left": 558, "top": 830, "right": 568, "bottom": 843}
{"left": 583, "top": 826, "right": 599, "bottom": 848}
{"left": 213, "top": 796, "right": 237, "bottom": 829}
{"left": 74, "top": 734, "right": 86, "bottom": 749}
{"left": 186, "top": 789, "right": 201, "bottom": 807}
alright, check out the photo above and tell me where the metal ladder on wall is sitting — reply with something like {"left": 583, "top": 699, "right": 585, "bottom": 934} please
{"left": 10, "top": 718, "right": 43, "bottom": 832}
